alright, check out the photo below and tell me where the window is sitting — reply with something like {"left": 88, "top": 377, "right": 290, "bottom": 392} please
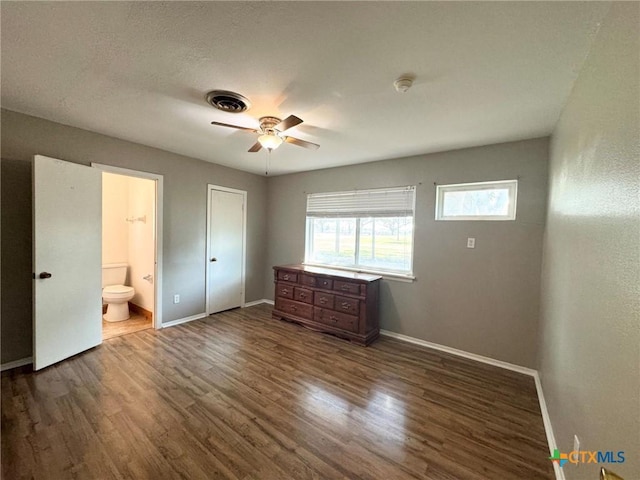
{"left": 435, "top": 180, "right": 518, "bottom": 221}
{"left": 305, "top": 186, "right": 416, "bottom": 276}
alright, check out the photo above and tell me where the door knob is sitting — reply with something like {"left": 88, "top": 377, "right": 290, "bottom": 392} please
{"left": 39, "top": 272, "right": 52, "bottom": 279}
{"left": 210, "top": 257, "right": 217, "bottom": 262}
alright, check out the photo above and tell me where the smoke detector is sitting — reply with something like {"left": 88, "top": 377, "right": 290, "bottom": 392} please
{"left": 205, "top": 90, "right": 251, "bottom": 113}
{"left": 393, "top": 76, "right": 414, "bottom": 93}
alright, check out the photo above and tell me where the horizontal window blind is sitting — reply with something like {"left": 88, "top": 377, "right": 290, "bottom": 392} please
{"left": 307, "top": 186, "right": 415, "bottom": 218}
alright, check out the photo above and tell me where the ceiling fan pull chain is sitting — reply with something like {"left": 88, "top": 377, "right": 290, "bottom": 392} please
{"left": 265, "top": 148, "right": 271, "bottom": 176}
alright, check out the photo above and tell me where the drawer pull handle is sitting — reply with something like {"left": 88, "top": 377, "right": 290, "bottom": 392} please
{"left": 330, "top": 315, "right": 338, "bottom": 322}
{"left": 299, "top": 293, "right": 306, "bottom": 299}
{"left": 291, "top": 305, "right": 297, "bottom": 311}
{"left": 341, "top": 285, "right": 349, "bottom": 291}
{"left": 281, "top": 288, "right": 289, "bottom": 294}
{"left": 341, "top": 302, "right": 350, "bottom": 310}
{"left": 322, "top": 281, "right": 328, "bottom": 286}
{"left": 283, "top": 274, "right": 290, "bottom": 280}
{"left": 320, "top": 298, "right": 327, "bottom": 304}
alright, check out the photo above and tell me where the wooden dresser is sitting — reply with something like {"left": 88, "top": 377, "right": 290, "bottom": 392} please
{"left": 272, "top": 264, "right": 381, "bottom": 346}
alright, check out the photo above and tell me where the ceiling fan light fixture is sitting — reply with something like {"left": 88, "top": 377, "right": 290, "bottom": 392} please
{"left": 210, "top": 114, "right": 319, "bottom": 151}
{"left": 258, "top": 133, "right": 283, "bottom": 150}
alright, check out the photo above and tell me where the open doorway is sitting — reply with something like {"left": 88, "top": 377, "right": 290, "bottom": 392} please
{"left": 93, "top": 164, "right": 163, "bottom": 339}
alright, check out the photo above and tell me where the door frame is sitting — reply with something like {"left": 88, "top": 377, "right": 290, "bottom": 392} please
{"left": 206, "top": 184, "right": 247, "bottom": 315}
{"left": 92, "top": 163, "right": 163, "bottom": 329}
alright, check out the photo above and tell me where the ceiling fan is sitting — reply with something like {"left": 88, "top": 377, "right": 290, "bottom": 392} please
{"left": 211, "top": 115, "right": 320, "bottom": 152}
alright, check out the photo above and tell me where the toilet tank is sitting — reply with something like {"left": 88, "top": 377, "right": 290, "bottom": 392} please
{"left": 102, "top": 263, "right": 128, "bottom": 288}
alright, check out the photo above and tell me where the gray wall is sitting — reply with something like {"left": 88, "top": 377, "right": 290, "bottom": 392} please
{"left": 539, "top": 3, "right": 640, "bottom": 479}
{"left": 1, "top": 109, "right": 268, "bottom": 364}
{"left": 265, "top": 137, "right": 548, "bottom": 368}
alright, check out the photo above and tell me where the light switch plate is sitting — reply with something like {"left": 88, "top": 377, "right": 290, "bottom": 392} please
{"left": 174, "top": 294, "right": 180, "bottom": 304}
{"left": 467, "top": 237, "right": 475, "bottom": 248}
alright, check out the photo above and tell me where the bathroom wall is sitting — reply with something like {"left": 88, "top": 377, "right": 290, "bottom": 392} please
{"left": 102, "top": 173, "right": 128, "bottom": 264}
{"left": 127, "top": 176, "right": 155, "bottom": 312}
{"left": 102, "top": 172, "right": 155, "bottom": 313}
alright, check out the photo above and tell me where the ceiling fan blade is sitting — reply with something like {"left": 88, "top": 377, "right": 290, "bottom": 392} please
{"left": 248, "top": 141, "right": 263, "bottom": 153}
{"left": 284, "top": 136, "right": 320, "bottom": 150}
{"left": 211, "top": 121, "right": 257, "bottom": 133}
{"left": 275, "top": 115, "right": 303, "bottom": 132}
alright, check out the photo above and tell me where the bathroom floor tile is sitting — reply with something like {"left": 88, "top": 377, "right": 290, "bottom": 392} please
{"left": 102, "top": 313, "right": 152, "bottom": 340}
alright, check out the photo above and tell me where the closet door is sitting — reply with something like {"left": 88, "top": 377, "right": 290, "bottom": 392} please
{"left": 206, "top": 186, "right": 245, "bottom": 314}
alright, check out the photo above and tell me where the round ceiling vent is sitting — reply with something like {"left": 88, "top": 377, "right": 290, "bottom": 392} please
{"left": 205, "top": 90, "right": 251, "bottom": 113}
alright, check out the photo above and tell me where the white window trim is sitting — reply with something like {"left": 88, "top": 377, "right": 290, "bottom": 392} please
{"left": 435, "top": 179, "right": 518, "bottom": 221}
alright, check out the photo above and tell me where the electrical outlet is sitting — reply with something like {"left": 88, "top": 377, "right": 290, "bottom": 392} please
{"left": 173, "top": 294, "right": 180, "bottom": 304}
{"left": 467, "top": 237, "right": 476, "bottom": 248}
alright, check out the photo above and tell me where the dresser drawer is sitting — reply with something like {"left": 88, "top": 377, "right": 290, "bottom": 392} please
{"left": 276, "top": 283, "right": 294, "bottom": 299}
{"left": 278, "top": 270, "right": 298, "bottom": 283}
{"left": 276, "top": 298, "right": 313, "bottom": 319}
{"left": 314, "top": 291, "right": 334, "bottom": 309}
{"left": 334, "top": 295, "right": 360, "bottom": 315}
{"left": 294, "top": 287, "right": 313, "bottom": 304}
{"left": 301, "top": 274, "right": 317, "bottom": 287}
{"left": 314, "top": 307, "right": 358, "bottom": 333}
{"left": 333, "top": 280, "right": 361, "bottom": 295}
{"left": 316, "top": 277, "right": 333, "bottom": 290}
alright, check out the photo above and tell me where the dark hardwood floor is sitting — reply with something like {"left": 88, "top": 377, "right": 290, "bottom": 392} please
{"left": 1, "top": 304, "right": 553, "bottom": 479}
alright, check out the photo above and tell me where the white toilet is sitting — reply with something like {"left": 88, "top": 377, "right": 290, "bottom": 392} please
{"left": 102, "top": 263, "right": 135, "bottom": 322}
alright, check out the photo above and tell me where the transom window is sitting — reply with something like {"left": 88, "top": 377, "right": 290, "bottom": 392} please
{"left": 435, "top": 180, "right": 518, "bottom": 221}
{"left": 305, "top": 186, "right": 415, "bottom": 276}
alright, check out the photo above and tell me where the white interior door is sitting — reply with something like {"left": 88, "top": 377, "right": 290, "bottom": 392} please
{"left": 33, "top": 155, "right": 102, "bottom": 370}
{"left": 207, "top": 186, "right": 245, "bottom": 314}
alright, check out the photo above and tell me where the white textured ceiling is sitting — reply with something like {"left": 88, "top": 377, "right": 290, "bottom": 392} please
{"left": 1, "top": 1, "right": 610, "bottom": 176}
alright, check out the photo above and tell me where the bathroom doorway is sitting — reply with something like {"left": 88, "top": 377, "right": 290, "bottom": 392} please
{"left": 93, "top": 163, "right": 163, "bottom": 339}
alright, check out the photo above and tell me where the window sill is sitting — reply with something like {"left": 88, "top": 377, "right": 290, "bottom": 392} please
{"left": 435, "top": 216, "right": 515, "bottom": 221}
{"left": 302, "top": 263, "right": 415, "bottom": 283}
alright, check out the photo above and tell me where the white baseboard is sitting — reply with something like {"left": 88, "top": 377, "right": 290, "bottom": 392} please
{"left": 162, "top": 312, "right": 207, "bottom": 328}
{"left": 379, "top": 329, "right": 562, "bottom": 479}
{"left": 379, "top": 329, "right": 536, "bottom": 376}
{"left": 163, "top": 300, "right": 274, "bottom": 327}
{"left": 1, "top": 356, "right": 33, "bottom": 371}
{"left": 243, "top": 299, "right": 274, "bottom": 307}
{"left": 533, "top": 372, "right": 565, "bottom": 480}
